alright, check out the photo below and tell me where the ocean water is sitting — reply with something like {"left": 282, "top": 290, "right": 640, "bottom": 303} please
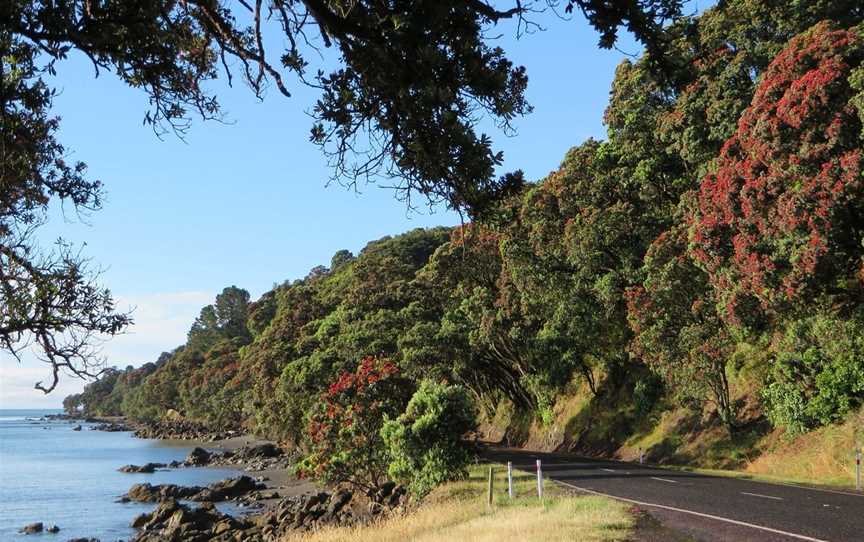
{"left": 0, "top": 409, "right": 244, "bottom": 541}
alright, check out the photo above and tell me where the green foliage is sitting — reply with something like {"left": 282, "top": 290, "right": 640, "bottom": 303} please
{"left": 188, "top": 286, "right": 251, "bottom": 349}
{"left": 382, "top": 381, "right": 477, "bottom": 498}
{"left": 5, "top": 0, "right": 685, "bottom": 228}
{"left": 762, "top": 313, "right": 864, "bottom": 435}
{"left": 632, "top": 374, "right": 664, "bottom": 417}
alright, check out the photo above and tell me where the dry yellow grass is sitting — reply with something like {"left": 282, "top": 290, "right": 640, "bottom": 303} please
{"left": 280, "top": 465, "right": 634, "bottom": 542}
{"left": 744, "top": 407, "right": 864, "bottom": 487}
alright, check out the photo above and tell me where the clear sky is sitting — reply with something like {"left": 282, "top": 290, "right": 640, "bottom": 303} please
{"left": 1, "top": 12, "right": 644, "bottom": 408}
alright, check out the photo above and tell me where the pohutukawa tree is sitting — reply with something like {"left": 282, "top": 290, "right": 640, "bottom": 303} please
{"left": 689, "top": 22, "right": 864, "bottom": 326}
{"left": 626, "top": 220, "right": 736, "bottom": 430}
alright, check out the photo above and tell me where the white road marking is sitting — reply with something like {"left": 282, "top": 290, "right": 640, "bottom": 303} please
{"left": 651, "top": 477, "right": 678, "bottom": 484}
{"left": 750, "top": 479, "right": 864, "bottom": 499}
{"left": 601, "top": 468, "right": 616, "bottom": 473}
{"left": 741, "top": 491, "right": 783, "bottom": 501}
{"left": 555, "top": 480, "right": 828, "bottom": 542}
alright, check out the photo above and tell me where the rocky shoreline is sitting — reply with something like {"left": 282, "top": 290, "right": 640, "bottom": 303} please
{"left": 27, "top": 417, "right": 407, "bottom": 541}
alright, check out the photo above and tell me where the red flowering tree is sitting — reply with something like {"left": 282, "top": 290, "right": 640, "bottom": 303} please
{"left": 626, "top": 221, "right": 736, "bottom": 430}
{"left": 297, "top": 356, "right": 413, "bottom": 492}
{"left": 690, "top": 22, "right": 864, "bottom": 325}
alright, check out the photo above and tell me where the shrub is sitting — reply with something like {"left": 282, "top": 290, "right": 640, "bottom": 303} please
{"left": 762, "top": 314, "right": 864, "bottom": 434}
{"left": 382, "top": 381, "right": 477, "bottom": 498}
{"left": 297, "top": 356, "right": 413, "bottom": 492}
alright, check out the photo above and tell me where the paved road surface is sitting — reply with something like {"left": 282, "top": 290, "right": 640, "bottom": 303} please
{"left": 483, "top": 447, "right": 864, "bottom": 542}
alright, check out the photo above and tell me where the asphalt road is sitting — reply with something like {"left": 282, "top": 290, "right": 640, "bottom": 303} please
{"left": 483, "top": 447, "right": 864, "bottom": 542}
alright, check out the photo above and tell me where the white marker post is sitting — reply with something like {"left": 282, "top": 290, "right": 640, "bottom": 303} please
{"left": 487, "top": 466, "right": 494, "bottom": 508}
{"left": 507, "top": 461, "right": 514, "bottom": 499}
{"left": 639, "top": 448, "right": 645, "bottom": 465}
{"left": 856, "top": 448, "right": 861, "bottom": 492}
{"left": 536, "top": 459, "right": 544, "bottom": 500}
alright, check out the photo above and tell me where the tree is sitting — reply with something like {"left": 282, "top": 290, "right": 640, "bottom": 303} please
{"left": 689, "top": 22, "right": 864, "bottom": 326}
{"left": 298, "top": 356, "right": 413, "bottom": 492}
{"left": 4, "top": 0, "right": 683, "bottom": 217}
{"left": 1, "top": 34, "right": 130, "bottom": 392}
{"left": 407, "top": 224, "right": 542, "bottom": 412}
{"left": 187, "top": 286, "right": 251, "bottom": 348}
{"left": 626, "top": 220, "right": 736, "bottom": 430}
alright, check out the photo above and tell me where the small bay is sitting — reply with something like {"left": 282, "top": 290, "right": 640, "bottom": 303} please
{"left": 0, "top": 409, "right": 244, "bottom": 541}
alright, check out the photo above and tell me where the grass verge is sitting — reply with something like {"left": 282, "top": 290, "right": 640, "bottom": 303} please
{"left": 280, "top": 464, "right": 635, "bottom": 542}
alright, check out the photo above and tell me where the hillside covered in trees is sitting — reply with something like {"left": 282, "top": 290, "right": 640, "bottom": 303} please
{"left": 66, "top": 1, "right": 864, "bottom": 488}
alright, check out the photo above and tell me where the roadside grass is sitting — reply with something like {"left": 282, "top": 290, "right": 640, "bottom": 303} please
{"left": 648, "top": 405, "right": 864, "bottom": 490}
{"left": 280, "top": 464, "right": 635, "bottom": 542}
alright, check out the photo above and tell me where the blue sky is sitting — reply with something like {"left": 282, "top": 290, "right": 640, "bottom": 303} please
{"left": 2, "top": 12, "right": 643, "bottom": 408}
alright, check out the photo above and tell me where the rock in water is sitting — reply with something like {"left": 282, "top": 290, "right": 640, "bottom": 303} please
{"left": 118, "top": 462, "right": 167, "bottom": 473}
{"left": 19, "top": 522, "right": 43, "bottom": 534}
{"left": 124, "top": 482, "right": 203, "bottom": 502}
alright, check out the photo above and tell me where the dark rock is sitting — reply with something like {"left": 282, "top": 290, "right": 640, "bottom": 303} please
{"left": 119, "top": 462, "right": 166, "bottom": 473}
{"left": 130, "top": 513, "right": 150, "bottom": 528}
{"left": 328, "top": 490, "right": 353, "bottom": 515}
{"left": 302, "top": 492, "right": 328, "bottom": 513}
{"left": 186, "top": 447, "right": 211, "bottom": 466}
{"left": 124, "top": 482, "right": 203, "bottom": 502}
{"left": 19, "top": 522, "right": 43, "bottom": 534}
{"left": 92, "top": 422, "right": 132, "bottom": 432}
{"left": 388, "top": 485, "right": 407, "bottom": 507}
{"left": 204, "top": 475, "right": 262, "bottom": 500}
{"left": 124, "top": 476, "right": 262, "bottom": 505}
{"left": 131, "top": 420, "right": 235, "bottom": 441}
{"left": 376, "top": 480, "right": 397, "bottom": 501}
{"left": 72, "top": 425, "right": 82, "bottom": 431}
{"left": 246, "top": 443, "right": 282, "bottom": 458}
{"left": 128, "top": 500, "right": 254, "bottom": 542}
{"left": 46, "top": 525, "right": 60, "bottom": 533}
{"left": 66, "top": 538, "right": 100, "bottom": 542}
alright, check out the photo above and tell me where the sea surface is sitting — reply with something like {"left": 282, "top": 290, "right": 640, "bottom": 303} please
{"left": 0, "top": 409, "right": 243, "bottom": 541}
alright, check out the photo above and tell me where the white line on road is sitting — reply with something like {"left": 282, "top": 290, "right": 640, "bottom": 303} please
{"left": 554, "top": 480, "right": 828, "bottom": 542}
{"left": 651, "top": 477, "right": 678, "bottom": 484}
{"left": 601, "top": 468, "right": 616, "bottom": 473}
{"left": 741, "top": 491, "right": 783, "bottom": 501}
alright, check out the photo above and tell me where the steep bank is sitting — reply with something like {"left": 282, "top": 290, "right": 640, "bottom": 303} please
{"left": 481, "top": 369, "right": 864, "bottom": 490}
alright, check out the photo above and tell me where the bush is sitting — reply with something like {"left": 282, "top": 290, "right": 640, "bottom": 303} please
{"left": 297, "top": 356, "right": 413, "bottom": 492}
{"left": 382, "top": 381, "right": 477, "bottom": 498}
{"left": 762, "top": 314, "right": 864, "bottom": 435}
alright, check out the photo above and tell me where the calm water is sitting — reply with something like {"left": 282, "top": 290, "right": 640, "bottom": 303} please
{"left": 0, "top": 409, "right": 243, "bottom": 541}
